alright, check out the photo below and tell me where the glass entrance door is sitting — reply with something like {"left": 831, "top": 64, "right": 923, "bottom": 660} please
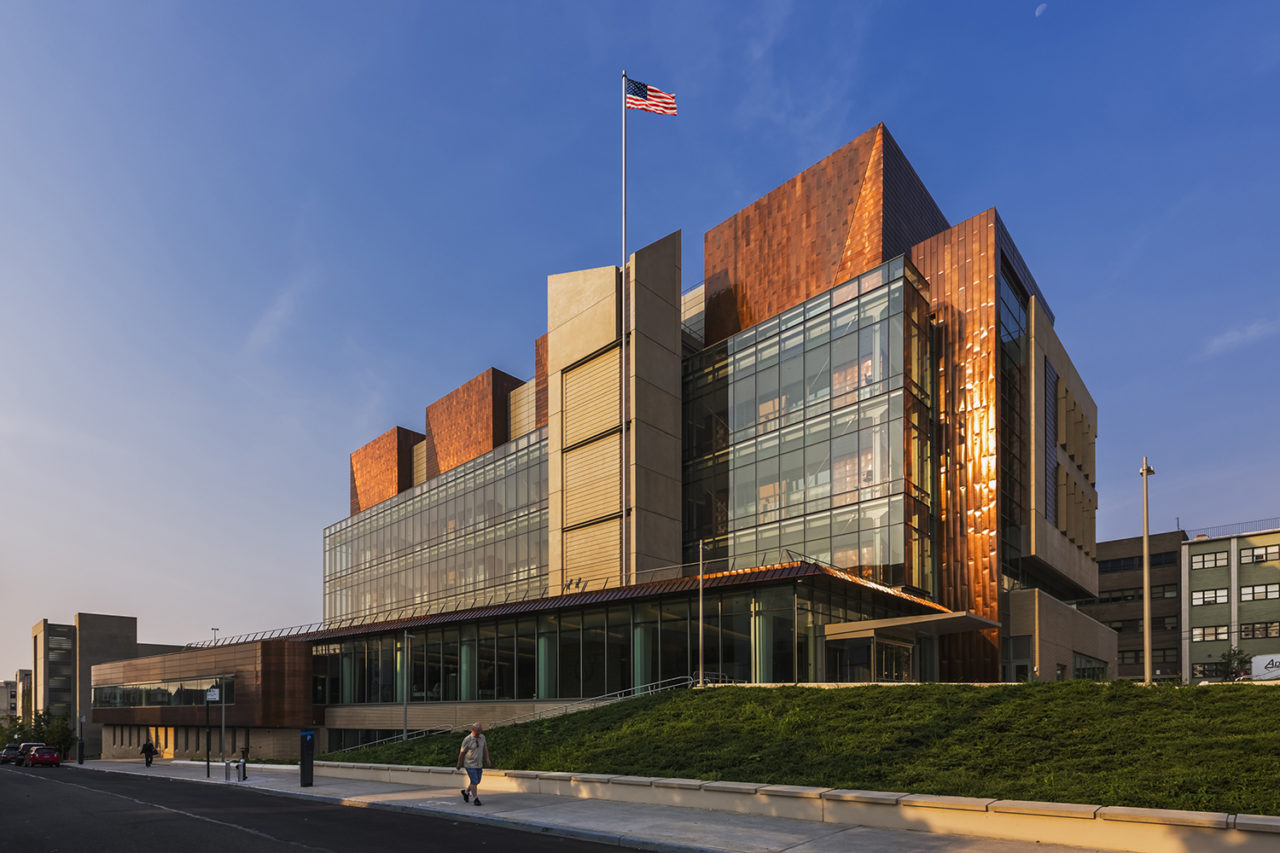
{"left": 876, "top": 640, "right": 913, "bottom": 682}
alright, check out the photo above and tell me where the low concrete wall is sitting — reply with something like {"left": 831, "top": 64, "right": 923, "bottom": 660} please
{"left": 313, "top": 762, "right": 1280, "bottom": 853}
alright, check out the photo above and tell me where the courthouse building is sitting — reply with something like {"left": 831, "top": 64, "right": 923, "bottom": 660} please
{"left": 94, "top": 123, "right": 1114, "bottom": 755}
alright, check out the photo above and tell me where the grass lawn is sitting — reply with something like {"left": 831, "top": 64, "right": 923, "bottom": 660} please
{"left": 325, "top": 680, "right": 1280, "bottom": 815}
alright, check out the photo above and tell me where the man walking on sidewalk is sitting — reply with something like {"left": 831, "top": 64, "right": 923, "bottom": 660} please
{"left": 456, "top": 723, "right": 490, "bottom": 806}
{"left": 141, "top": 739, "right": 157, "bottom": 768}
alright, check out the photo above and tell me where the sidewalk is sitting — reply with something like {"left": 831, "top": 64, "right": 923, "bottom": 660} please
{"left": 70, "top": 759, "right": 1099, "bottom": 853}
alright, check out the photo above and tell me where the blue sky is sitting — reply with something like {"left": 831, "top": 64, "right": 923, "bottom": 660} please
{"left": 2, "top": 1, "right": 1278, "bottom": 679}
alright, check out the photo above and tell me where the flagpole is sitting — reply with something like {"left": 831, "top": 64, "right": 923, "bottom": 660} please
{"left": 620, "top": 70, "right": 629, "bottom": 588}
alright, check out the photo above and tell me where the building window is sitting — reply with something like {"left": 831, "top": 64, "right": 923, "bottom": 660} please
{"left": 1190, "top": 551, "right": 1229, "bottom": 570}
{"left": 1240, "top": 621, "right": 1280, "bottom": 640}
{"left": 1094, "top": 583, "right": 1177, "bottom": 604}
{"left": 1073, "top": 652, "right": 1108, "bottom": 681}
{"left": 1192, "top": 662, "right": 1226, "bottom": 679}
{"left": 1240, "top": 583, "right": 1280, "bottom": 602}
{"left": 1191, "top": 588, "right": 1229, "bottom": 606}
{"left": 1098, "top": 552, "right": 1178, "bottom": 573}
{"left": 1119, "top": 648, "right": 1178, "bottom": 666}
{"left": 1107, "top": 616, "right": 1177, "bottom": 633}
{"left": 1240, "top": 545, "right": 1280, "bottom": 564}
{"left": 1190, "top": 625, "right": 1229, "bottom": 642}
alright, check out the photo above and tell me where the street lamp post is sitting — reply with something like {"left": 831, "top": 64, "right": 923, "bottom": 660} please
{"left": 211, "top": 627, "right": 220, "bottom": 645}
{"left": 1140, "top": 457, "right": 1155, "bottom": 686}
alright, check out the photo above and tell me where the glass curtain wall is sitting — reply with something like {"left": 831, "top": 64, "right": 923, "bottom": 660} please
{"left": 311, "top": 577, "right": 941, "bottom": 707}
{"left": 323, "top": 428, "right": 550, "bottom": 623}
{"left": 683, "top": 257, "right": 935, "bottom": 596}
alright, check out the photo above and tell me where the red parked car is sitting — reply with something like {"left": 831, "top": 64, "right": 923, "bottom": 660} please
{"left": 24, "top": 747, "right": 61, "bottom": 767}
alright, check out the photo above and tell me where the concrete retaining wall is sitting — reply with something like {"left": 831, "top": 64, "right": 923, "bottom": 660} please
{"left": 313, "top": 761, "right": 1280, "bottom": 853}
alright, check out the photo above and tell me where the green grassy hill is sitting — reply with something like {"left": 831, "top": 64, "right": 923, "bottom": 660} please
{"left": 327, "top": 681, "right": 1280, "bottom": 815}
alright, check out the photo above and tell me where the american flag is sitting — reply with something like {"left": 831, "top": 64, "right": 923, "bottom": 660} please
{"left": 625, "top": 79, "right": 677, "bottom": 116}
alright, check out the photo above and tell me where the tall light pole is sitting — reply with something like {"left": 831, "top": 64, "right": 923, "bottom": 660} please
{"left": 1140, "top": 458, "right": 1155, "bottom": 686}
{"left": 211, "top": 627, "right": 220, "bottom": 645}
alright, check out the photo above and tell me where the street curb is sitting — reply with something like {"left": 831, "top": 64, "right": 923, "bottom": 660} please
{"left": 68, "top": 763, "right": 727, "bottom": 853}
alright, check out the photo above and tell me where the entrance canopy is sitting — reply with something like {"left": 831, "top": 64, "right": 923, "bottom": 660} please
{"left": 822, "top": 611, "right": 999, "bottom": 642}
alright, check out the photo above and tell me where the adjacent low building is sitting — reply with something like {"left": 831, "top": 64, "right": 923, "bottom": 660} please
{"left": 0, "top": 679, "right": 16, "bottom": 720}
{"left": 93, "top": 641, "right": 313, "bottom": 760}
{"left": 1182, "top": 521, "right": 1280, "bottom": 682}
{"left": 1077, "top": 530, "right": 1186, "bottom": 682}
{"left": 30, "top": 614, "right": 180, "bottom": 758}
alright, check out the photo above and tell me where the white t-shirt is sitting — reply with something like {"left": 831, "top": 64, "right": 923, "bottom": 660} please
{"left": 459, "top": 733, "right": 486, "bottom": 769}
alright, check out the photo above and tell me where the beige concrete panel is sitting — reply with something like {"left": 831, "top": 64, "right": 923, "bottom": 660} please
{"left": 548, "top": 266, "right": 619, "bottom": 372}
{"left": 508, "top": 381, "right": 536, "bottom": 439}
{"left": 681, "top": 284, "right": 705, "bottom": 323}
{"left": 631, "top": 420, "right": 682, "bottom": 489}
{"left": 632, "top": 285, "right": 682, "bottom": 356}
{"left": 632, "top": 510, "right": 682, "bottom": 573}
{"left": 536, "top": 771, "right": 577, "bottom": 796}
{"left": 1008, "top": 589, "right": 1118, "bottom": 680}
{"left": 632, "top": 465, "right": 683, "bottom": 523}
{"left": 564, "top": 518, "right": 621, "bottom": 584}
{"left": 323, "top": 701, "right": 557, "bottom": 733}
{"left": 1032, "top": 514, "right": 1099, "bottom": 595}
{"left": 1028, "top": 295, "right": 1099, "bottom": 573}
{"left": 631, "top": 333, "right": 682, "bottom": 398}
{"left": 563, "top": 349, "right": 621, "bottom": 446}
{"left": 412, "top": 440, "right": 427, "bottom": 486}
{"left": 820, "top": 797, "right": 918, "bottom": 831}
{"left": 548, "top": 265, "right": 618, "bottom": 334}
{"left": 629, "top": 230, "right": 682, "bottom": 310}
{"left": 563, "top": 437, "right": 621, "bottom": 526}
{"left": 632, "top": 377, "right": 682, "bottom": 440}
{"left": 550, "top": 299, "right": 621, "bottom": 373}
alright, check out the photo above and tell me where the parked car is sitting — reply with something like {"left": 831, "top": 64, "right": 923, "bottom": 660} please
{"left": 16, "top": 742, "right": 45, "bottom": 762}
{"left": 24, "top": 747, "right": 61, "bottom": 768}
{"left": 0, "top": 745, "right": 20, "bottom": 764}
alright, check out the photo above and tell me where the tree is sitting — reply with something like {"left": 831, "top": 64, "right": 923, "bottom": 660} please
{"left": 1220, "top": 646, "right": 1253, "bottom": 681}
{"left": 1, "top": 711, "right": 75, "bottom": 755}
{"left": 0, "top": 714, "right": 19, "bottom": 746}
{"left": 42, "top": 715, "right": 76, "bottom": 756}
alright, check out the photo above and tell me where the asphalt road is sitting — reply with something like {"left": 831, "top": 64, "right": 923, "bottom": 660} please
{"left": 0, "top": 763, "right": 634, "bottom": 853}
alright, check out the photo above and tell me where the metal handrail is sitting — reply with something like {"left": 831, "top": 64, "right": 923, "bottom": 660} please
{"left": 331, "top": 675, "right": 708, "bottom": 754}
{"left": 1186, "top": 517, "right": 1280, "bottom": 540}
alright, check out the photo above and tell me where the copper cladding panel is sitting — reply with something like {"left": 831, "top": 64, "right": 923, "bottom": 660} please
{"left": 703, "top": 124, "right": 949, "bottom": 348}
{"left": 534, "top": 334, "right": 548, "bottom": 428}
{"left": 349, "top": 426, "right": 424, "bottom": 515}
{"left": 421, "top": 367, "right": 524, "bottom": 481}
{"left": 703, "top": 126, "right": 882, "bottom": 345}
{"left": 89, "top": 641, "right": 313, "bottom": 728}
{"left": 910, "top": 209, "right": 1002, "bottom": 681}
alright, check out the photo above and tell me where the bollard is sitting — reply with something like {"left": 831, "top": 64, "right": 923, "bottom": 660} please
{"left": 237, "top": 759, "right": 246, "bottom": 782}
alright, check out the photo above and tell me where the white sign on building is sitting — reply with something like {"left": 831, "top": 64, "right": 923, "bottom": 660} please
{"left": 1250, "top": 653, "right": 1280, "bottom": 681}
